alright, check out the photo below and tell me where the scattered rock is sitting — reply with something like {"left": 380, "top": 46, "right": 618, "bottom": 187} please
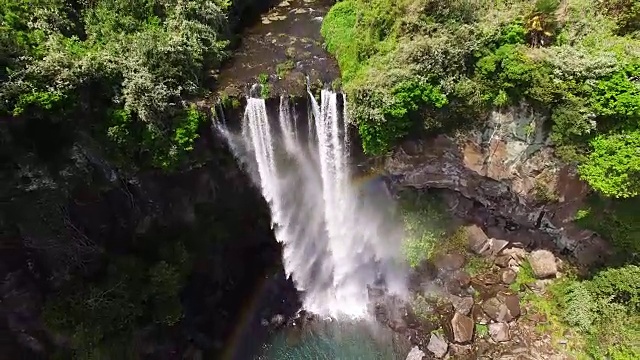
{"left": 467, "top": 224, "right": 490, "bottom": 255}
{"left": 481, "top": 292, "right": 520, "bottom": 322}
{"left": 406, "top": 346, "right": 426, "bottom": 360}
{"left": 450, "top": 295, "right": 474, "bottom": 315}
{"left": 499, "top": 292, "right": 521, "bottom": 319}
{"left": 452, "top": 270, "right": 472, "bottom": 287}
{"left": 427, "top": 333, "right": 448, "bottom": 358}
{"left": 489, "top": 322, "right": 510, "bottom": 342}
{"left": 434, "top": 253, "right": 466, "bottom": 271}
{"left": 494, "top": 255, "right": 511, "bottom": 268}
{"left": 451, "top": 312, "right": 474, "bottom": 343}
{"left": 529, "top": 250, "right": 558, "bottom": 278}
{"left": 472, "top": 304, "right": 490, "bottom": 324}
{"left": 500, "top": 268, "right": 517, "bottom": 284}
{"left": 490, "top": 238, "right": 510, "bottom": 256}
{"left": 502, "top": 248, "right": 527, "bottom": 265}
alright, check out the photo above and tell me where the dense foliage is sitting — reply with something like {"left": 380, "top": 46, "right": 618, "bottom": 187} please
{"left": 1, "top": 0, "right": 245, "bottom": 357}
{"left": 1, "top": 0, "right": 228, "bottom": 169}
{"left": 322, "top": 0, "right": 640, "bottom": 199}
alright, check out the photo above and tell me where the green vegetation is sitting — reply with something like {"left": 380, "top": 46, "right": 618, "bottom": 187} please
{"left": 465, "top": 256, "right": 492, "bottom": 276}
{"left": 324, "top": 4, "right": 640, "bottom": 354}
{"left": 574, "top": 196, "right": 640, "bottom": 259}
{"left": 1, "top": 0, "right": 230, "bottom": 170}
{"left": 43, "top": 244, "right": 191, "bottom": 358}
{"left": 399, "top": 191, "right": 449, "bottom": 268}
{"left": 276, "top": 60, "right": 295, "bottom": 78}
{"left": 1, "top": 0, "right": 253, "bottom": 356}
{"left": 322, "top": 0, "right": 640, "bottom": 199}
{"left": 509, "top": 259, "right": 536, "bottom": 292}
{"left": 475, "top": 324, "right": 489, "bottom": 339}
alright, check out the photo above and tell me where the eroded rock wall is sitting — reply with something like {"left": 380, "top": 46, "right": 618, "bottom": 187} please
{"left": 385, "top": 104, "right": 610, "bottom": 266}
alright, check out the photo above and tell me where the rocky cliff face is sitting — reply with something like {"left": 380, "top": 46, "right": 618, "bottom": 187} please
{"left": 385, "top": 104, "right": 611, "bottom": 267}
{"left": 0, "top": 113, "right": 297, "bottom": 358}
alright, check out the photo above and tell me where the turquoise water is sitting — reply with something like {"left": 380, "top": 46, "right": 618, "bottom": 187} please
{"left": 258, "top": 320, "right": 410, "bottom": 360}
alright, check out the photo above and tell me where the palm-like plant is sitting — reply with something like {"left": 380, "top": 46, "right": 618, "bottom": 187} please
{"left": 525, "top": 0, "right": 561, "bottom": 47}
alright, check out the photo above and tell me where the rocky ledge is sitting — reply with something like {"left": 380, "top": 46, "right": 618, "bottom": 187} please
{"left": 370, "top": 223, "right": 572, "bottom": 360}
{"left": 385, "top": 104, "right": 611, "bottom": 268}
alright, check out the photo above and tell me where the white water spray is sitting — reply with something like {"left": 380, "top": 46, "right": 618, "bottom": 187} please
{"left": 217, "top": 90, "right": 407, "bottom": 318}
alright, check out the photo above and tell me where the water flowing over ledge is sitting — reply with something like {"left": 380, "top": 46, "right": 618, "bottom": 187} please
{"left": 215, "top": 90, "right": 409, "bottom": 318}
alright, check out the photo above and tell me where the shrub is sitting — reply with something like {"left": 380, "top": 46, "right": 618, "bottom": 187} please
{"left": 578, "top": 131, "right": 640, "bottom": 198}
{"left": 563, "top": 282, "right": 598, "bottom": 332}
{"left": 588, "top": 265, "right": 640, "bottom": 312}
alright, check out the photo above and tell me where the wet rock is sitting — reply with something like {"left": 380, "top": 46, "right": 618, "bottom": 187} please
{"left": 427, "top": 333, "right": 448, "bottom": 358}
{"left": 489, "top": 322, "right": 510, "bottom": 342}
{"left": 529, "top": 250, "right": 557, "bottom": 278}
{"left": 270, "top": 314, "right": 285, "bottom": 327}
{"left": 467, "top": 225, "right": 491, "bottom": 255}
{"left": 449, "top": 295, "right": 474, "bottom": 315}
{"left": 481, "top": 292, "right": 520, "bottom": 322}
{"left": 434, "top": 253, "right": 466, "bottom": 271}
{"left": 500, "top": 269, "right": 517, "bottom": 284}
{"left": 406, "top": 346, "right": 425, "bottom": 360}
{"left": 451, "top": 312, "right": 474, "bottom": 343}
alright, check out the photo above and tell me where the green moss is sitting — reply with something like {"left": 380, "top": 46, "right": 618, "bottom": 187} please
{"left": 276, "top": 60, "right": 295, "bottom": 78}
{"left": 475, "top": 323, "right": 489, "bottom": 339}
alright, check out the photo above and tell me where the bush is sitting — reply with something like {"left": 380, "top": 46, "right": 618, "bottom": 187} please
{"left": 588, "top": 265, "right": 640, "bottom": 312}
{"left": 578, "top": 131, "right": 640, "bottom": 198}
{"left": 563, "top": 282, "right": 598, "bottom": 332}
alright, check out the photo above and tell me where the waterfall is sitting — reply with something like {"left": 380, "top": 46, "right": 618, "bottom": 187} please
{"left": 217, "top": 90, "right": 407, "bottom": 318}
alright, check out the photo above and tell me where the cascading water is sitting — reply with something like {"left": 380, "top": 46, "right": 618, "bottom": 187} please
{"left": 216, "top": 90, "right": 407, "bottom": 318}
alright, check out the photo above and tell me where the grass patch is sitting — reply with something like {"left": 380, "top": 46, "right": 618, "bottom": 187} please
{"left": 466, "top": 256, "right": 493, "bottom": 276}
{"left": 509, "top": 260, "right": 536, "bottom": 292}
{"left": 399, "top": 190, "right": 450, "bottom": 268}
{"left": 475, "top": 323, "right": 489, "bottom": 339}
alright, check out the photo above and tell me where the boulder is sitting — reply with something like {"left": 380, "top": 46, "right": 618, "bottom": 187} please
{"left": 467, "top": 224, "right": 490, "bottom": 255}
{"left": 489, "top": 322, "right": 510, "bottom": 342}
{"left": 449, "top": 295, "right": 474, "bottom": 315}
{"left": 494, "top": 255, "right": 511, "bottom": 268}
{"left": 451, "top": 312, "right": 474, "bottom": 343}
{"left": 452, "top": 270, "right": 472, "bottom": 287}
{"left": 529, "top": 250, "right": 558, "bottom": 278}
{"left": 490, "top": 238, "right": 510, "bottom": 256}
{"left": 406, "top": 346, "right": 425, "bottom": 360}
{"left": 500, "top": 268, "right": 517, "bottom": 284}
{"left": 471, "top": 304, "right": 490, "bottom": 324}
{"left": 427, "top": 333, "right": 448, "bottom": 358}
{"left": 481, "top": 292, "right": 520, "bottom": 322}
